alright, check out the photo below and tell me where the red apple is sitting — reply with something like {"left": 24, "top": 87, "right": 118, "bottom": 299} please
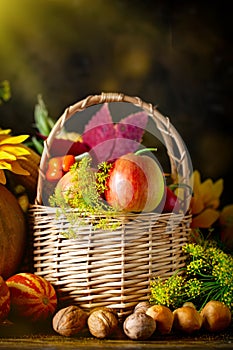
{"left": 105, "top": 153, "right": 165, "bottom": 212}
{"left": 162, "top": 186, "right": 181, "bottom": 213}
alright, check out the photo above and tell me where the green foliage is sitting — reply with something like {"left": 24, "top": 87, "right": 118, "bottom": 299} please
{"left": 34, "top": 94, "right": 55, "bottom": 136}
{"left": 150, "top": 240, "right": 233, "bottom": 312}
{"left": 0, "top": 80, "right": 11, "bottom": 104}
{"left": 49, "top": 157, "right": 120, "bottom": 237}
{"left": 28, "top": 94, "right": 55, "bottom": 154}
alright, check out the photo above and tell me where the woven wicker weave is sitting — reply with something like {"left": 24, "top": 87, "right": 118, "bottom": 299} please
{"left": 29, "top": 92, "right": 192, "bottom": 318}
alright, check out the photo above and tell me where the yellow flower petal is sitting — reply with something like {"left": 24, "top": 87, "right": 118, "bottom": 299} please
{"left": 0, "top": 134, "right": 29, "bottom": 145}
{"left": 0, "top": 130, "right": 31, "bottom": 181}
{"left": 16, "top": 155, "right": 29, "bottom": 161}
{"left": 0, "top": 135, "right": 11, "bottom": 142}
{"left": 1, "top": 144, "right": 30, "bottom": 157}
{"left": 0, "top": 129, "right": 11, "bottom": 135}
{"left": 0, "top": 160, "right": 13, "bottom": 170}
{"left": 191, "top": 208, "right": 220, "bottom": 228}
{"left": 0, "top": 150, "right": 16, "bottom": 161}
{"left": 0, "top": 169, "right": 6, "bottom": 184}
{"left": 10, "top": 161, "right": 30, "bottom": 176}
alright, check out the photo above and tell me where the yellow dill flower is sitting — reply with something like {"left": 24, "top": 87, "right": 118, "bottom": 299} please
{"left": 190, "top": 170, "right": 223, "bottom": 228}
{"left": 0, "top": 129, "right": 30, "bottom": 184}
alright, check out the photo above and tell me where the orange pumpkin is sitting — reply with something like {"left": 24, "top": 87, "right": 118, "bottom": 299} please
{"left": 0, "top": 275, "right": 10, "bottom": 322}
{"left": 6, "top": 272, "right": 57, "bottom": 322}
{"left": 0, "top": 184, "right": 26, "bottom": 279}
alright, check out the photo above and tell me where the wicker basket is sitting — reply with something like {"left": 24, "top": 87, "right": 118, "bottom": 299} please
{"left": 29, "top": 92, "right": 192, "bottom": 318}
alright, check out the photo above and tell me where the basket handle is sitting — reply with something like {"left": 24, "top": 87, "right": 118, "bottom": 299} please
{"left": 36, "top": 92, "right": 192, "bottom": 206}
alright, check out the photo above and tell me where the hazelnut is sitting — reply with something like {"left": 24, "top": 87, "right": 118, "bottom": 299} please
{"left": 87, "top": 308, "right": 118, "bottom": 339}
{"left": 182, "top": 302, "right": 196, "bottom": 309}
{"left": 52, "top": 305, "right": 88, "bottom": 336}
{"left": 134, "top": 301, "right": 150, "bottom": 314}
{"left": 200, "top": 300, "right": 232, "bottom": 332}
{"left": 173, "top": 306, "right": 203, "bottom": 334}
{"left": 146, "top": 305, "right": 174, "bottom": 334}
{"left": 123, "top": 312, "right": 156, "bottom": 340}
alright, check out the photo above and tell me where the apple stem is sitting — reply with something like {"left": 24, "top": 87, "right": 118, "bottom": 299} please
{"left": 134, "top": 148, "right": 157, "bottom": 156}
{"left": 169, "top": 183, "right": 193, "bottom": 195}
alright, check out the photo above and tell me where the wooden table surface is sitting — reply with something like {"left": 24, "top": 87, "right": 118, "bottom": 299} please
{"left": 0, "top": 321, "right": 232, "bottom": 350}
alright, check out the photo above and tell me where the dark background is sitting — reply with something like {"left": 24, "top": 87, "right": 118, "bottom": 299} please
{"left": 0, "top": 0, "right": 232, "bottom": 206}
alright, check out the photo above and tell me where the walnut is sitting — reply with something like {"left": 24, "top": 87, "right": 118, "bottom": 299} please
{"left": 123, "top": 312, "right": 156, "bottom": 340}
{"left": 52, "top": 305, "right": 88, "bottom": 336}
{"left": 87, "top": 307, "right": 118, "bottom": 339}
{"left": 134, "top": 301, "right": 150, "bottom": 314}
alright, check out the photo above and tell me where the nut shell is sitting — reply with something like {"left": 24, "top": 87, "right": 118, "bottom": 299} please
{"left": 146, "top": 305, "right": 174, "bottom": 334}
{"left": 173, "top": 306, "right": 203, "bottom": 334}
{"left": 134, "top": 301, "right": 150, "bottom": 314}
{"left": 52, "top": 305, "right": 88, "bottom": 336}
{"left": 87, "top": 308, "right": 118, "bottom": 339}
{"left": 123, "top": 312, "right": 156, "bottom": 340}
{"left": 200, "top": 301, "right": 232, "bottom": 332}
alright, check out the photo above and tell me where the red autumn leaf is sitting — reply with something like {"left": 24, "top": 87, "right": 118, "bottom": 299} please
{"left": 82, "top": 103, "right": 115, "bottom": 148}
{"left": 82, "top": 103, "right": 148, "bottom": 163}
{"left": 82, "top": 103, "right": 116, "bottom": 162}
{"left": 111, "top": 111, "right": 148, "bottom": 160}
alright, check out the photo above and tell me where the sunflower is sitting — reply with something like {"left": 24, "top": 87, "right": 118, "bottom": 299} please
{"left": 0, "top": 129, "right": 30, "bottom": 184}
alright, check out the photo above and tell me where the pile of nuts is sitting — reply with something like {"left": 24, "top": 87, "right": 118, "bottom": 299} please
{"left": 52, "top": 300, "right": 232, "bottom": 340}
{"left": 52, "top": 305, "right": 118, "bottom": 339}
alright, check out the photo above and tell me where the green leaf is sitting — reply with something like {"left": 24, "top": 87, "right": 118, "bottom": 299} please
{"left": 34, "top": 94, "right": 55, "bottom": 136}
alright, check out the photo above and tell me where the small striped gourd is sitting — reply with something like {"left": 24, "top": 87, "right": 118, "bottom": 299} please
{"left": 6, "top": 272, "right": 57, "bottom": 322}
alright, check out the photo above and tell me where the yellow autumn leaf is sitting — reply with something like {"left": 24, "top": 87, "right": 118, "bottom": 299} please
{"left": 189, "top": 170, "right": 224, "bottom": 229}
{"left": 212, "top": 178, "right": 224, "bottom": 199}
{"left": 190, "top": 195, "right": 204, "bottom": 215}
{"left": 200, "top": 179, "right": 214, "bottom": 204}
{"left": 191, "top": 170, "right": 202, "bottom": 195}
{"left": 207, "top": 198, "right": 221, "bottom": 210}
{"left": 191, "top": 208, "right": 220, "bottom": 228}
{"left": 219, "top": 204, "right": 233, "bottom": 228}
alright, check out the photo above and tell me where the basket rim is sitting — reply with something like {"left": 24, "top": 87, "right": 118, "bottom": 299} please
{"left": 36, "top": 92, "right": 193, "bottom": 210}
